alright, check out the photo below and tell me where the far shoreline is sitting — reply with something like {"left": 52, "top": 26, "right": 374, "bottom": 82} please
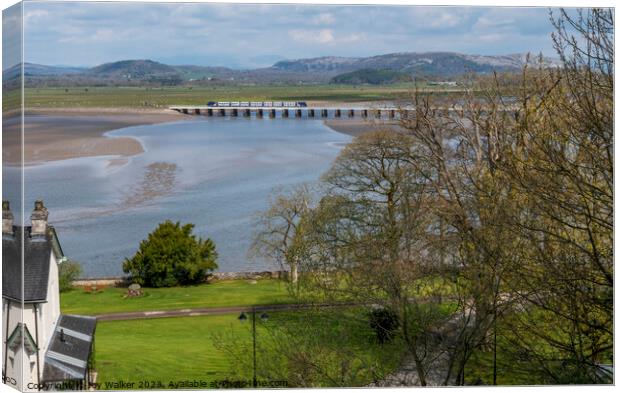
{"left": 3, "top": 107, "right": 187, "bottom": 166}
{"left": 2, "top": 107, "right": 403, "bottom": 166}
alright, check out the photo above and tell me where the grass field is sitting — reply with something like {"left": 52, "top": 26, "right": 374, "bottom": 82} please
{"left": 9, "top": 84, "right": 467, "bottom": 111}
{"left": 464, "top": 346, "right": 545, "bottom": 386}
{"left": 61, "top": 279, "right": 292, "bottom": 315}
{"left": 94, "top": 309, "right": 404, "bottom": 389}
{"left": 69, "top": 279, "right": 550, "bottom": 387}
{"left": 60, "top": 277, "right": 453, "bottom": 316}
{"left": 94, "top": 314, "right": 249, "bottom": 388}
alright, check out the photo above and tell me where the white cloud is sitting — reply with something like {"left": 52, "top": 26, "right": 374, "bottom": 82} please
{"left": 426, "top": 12, "right": 464, "bottom": 29}
{"left": 476, "top": 16, "right": 513, "bottom": 28}
{"left": 19, "top": 3, "right": 561, "bottom": 67}
{"left": 311, "top": 13, "right": 335, "bottom": 25}
{"left": 476, "top": 33, "right": 506, "bottom": 43}
{"left": 339, "top": 33, "right": 365, "bottom": 44}
{"left": 405, "top": 8, "right": 472, "bottom": 30}
{"left": 24, "top": 9, "right": 49, "bottom": 24}
{"left": 288, "top": 29, "right": 335, "bottom": 44}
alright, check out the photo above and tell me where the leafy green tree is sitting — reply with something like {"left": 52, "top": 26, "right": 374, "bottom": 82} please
{"left": 123, "top": 220, "right": 218, "bottom": 287}
{"left": 58, "top": 260, "right": 82, "bottom": 292}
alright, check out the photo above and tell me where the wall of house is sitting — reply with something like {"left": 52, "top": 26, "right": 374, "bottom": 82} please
{"left": 39, "top": 253, "right": 60, "bottom": 356}
{"left": 2, "top": 300, "right": 39, "bottom": 391}
{"left": 23, "top": 303, "right": 39, "bottom": 391}
{"left": 2, "top": 298, "right": 24, "bottom": 391}
{"left": 2, "top": 254, "right": 60, "bottom": 392}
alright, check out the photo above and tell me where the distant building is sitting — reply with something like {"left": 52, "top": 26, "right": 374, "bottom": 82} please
{"left": 2, "top": 200, "right": 96, "bottom": 391}
{"left": 428, "top": 81, "right": 458, "bottom": 86}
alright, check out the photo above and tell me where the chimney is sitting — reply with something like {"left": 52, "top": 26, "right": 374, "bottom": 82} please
{"left": 30, "top": 200, "right": 49, "bottom": 236}
{"left": 2, "top": 200, "right": 13, "bottom": 235}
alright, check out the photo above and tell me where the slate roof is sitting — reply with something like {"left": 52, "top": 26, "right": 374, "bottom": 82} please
{"left": 2, "top": 226, "right": 62, "bottom": 302}
{"left": 42, "top": 315, "right": 97, "bottom": 383}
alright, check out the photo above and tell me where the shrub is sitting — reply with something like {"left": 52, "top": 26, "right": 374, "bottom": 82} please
{"left": 59, "top": 260, "right": 82, "bottom": 292}
{"left": 368, "top": 308, "right": 399, "bottom": 343}
{"left": 122, "top": 220, "right": 218, "bottom": 287}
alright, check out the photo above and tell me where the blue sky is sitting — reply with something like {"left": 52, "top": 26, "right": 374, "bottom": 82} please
{"left": 14, "top": 2, "right": 567, "bottom": 69}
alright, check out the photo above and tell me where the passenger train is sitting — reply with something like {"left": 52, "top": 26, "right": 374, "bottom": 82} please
{"left": 206, "top": 101, "right": 307, "bottom": 107}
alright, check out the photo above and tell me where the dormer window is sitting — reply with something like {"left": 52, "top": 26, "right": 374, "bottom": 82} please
{"left": 7, "top": 323, "right": 38, "bottom": 356}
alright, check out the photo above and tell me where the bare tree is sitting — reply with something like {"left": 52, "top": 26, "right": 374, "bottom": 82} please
{"left": 298, "top": 130, "right": 475, "bottom": 386}
{"left": 492, "top": 8, "right": 614, "bottom": 382}
{"left": 250, "top": 184, "right": 314, "bottom": 288}
{"left": 397, "top": 7, "right": 613, "bottom": 383}
{"left": 246, "top": 7, "right": 613, "bottom": 386}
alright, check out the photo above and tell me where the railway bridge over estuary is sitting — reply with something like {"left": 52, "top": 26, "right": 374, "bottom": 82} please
{"left": 169, "top": 105, "right": 409, "bottom": 120}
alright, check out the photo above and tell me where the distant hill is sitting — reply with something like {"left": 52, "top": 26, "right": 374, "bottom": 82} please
{"left": 274, "top": 52, "right": 559, "bottom": 77}
{"left": 88, "top": 59, "right": 178, "bottom": 78}
{"left": 172, "top": 65, "right": 239, "bottom": 81}
{"left": 3, "top": 62, "right": 86, "bottom": 79}
{"left": 81, "top": 59, "right": 184, "bottom": 85}
{"left": 273, "top": 56, "right": 360, "bottom": 73}
{"left": 9, "top": 52, "right": 559, "bottom": 87}
{"left": 331, "top": 68, "right": 413, "bottom": 85}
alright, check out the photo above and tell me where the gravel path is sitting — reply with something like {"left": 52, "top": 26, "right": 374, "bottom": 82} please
{"left": 95, "top": 302, "right": 353, "bottom": 321}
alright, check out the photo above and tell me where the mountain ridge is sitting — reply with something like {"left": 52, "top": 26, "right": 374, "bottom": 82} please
{"left": 4, "top": 52, "right": 559, "bottom": 87}
{"left": 272, "top": 51, "right": 559, "bottom": 75}
{"left": 3, "top": 62, "right": 87, "bottom": 79}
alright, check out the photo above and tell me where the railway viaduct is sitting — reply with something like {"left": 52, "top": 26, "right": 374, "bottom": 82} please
{"left": 169, "top": 105, "right": 404, "bottom": 119}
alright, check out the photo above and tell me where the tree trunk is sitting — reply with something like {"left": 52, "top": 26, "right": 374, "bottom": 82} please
{"left": 291, "top": 262, "right": 298, "bottom": 284}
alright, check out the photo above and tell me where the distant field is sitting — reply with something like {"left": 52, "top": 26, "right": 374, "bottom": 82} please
{"left": 11, "top": 83, "right": 467, "bottom": 110}
{"left": 61, "top": 279, "right": 292, "bottom": 315}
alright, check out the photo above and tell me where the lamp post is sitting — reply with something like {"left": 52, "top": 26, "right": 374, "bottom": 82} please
{"left": 238, "top": 307, "right": 268, "bottom": 388}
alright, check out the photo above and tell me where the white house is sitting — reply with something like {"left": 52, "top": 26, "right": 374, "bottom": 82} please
{"left": 2, "top": 200, "right": 96, "bottom": 391}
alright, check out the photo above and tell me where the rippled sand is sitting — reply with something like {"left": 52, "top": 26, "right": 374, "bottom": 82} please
{"left": 2, "top": 108, "right": 186, "bottom": 165}
{"left": 323, "top": 119, "right": 405, "bottom": 137}
{"left": 122, "top": 162, "right": 179, "bottom": 208}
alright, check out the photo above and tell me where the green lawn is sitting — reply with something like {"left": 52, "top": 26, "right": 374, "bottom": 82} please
{"left": 464, "top": 347, "right": 547, "bottom": 386}
{"left": 94, "top": 314, "right": 248, "bottom": 389}
{"left": 61, "top": 279, "right": 293, "bottom": 315}
{"left": 11, "top": 84, "right": 467, "bottom": 111}
{"left": 93, "top": 309, "right": 404, "bottom": 389}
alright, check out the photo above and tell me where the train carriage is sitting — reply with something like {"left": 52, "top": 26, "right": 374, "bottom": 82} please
{"left": 207, "top": 101, "right": 307, "bottom": 107}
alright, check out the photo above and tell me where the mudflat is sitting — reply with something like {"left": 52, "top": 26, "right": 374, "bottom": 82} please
{"left": 2, "top": 108, "right": 186, "bottom": 165}
{"left": 323, "top": 118, "right": 405, "bottom": 137}
{"left": 1, "top": 106, "right": 403, "bottom": 165}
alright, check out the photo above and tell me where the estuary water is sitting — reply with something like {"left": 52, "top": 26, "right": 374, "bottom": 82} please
{"left": 4, "top": 117, "right": 351, "bottom": 277}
